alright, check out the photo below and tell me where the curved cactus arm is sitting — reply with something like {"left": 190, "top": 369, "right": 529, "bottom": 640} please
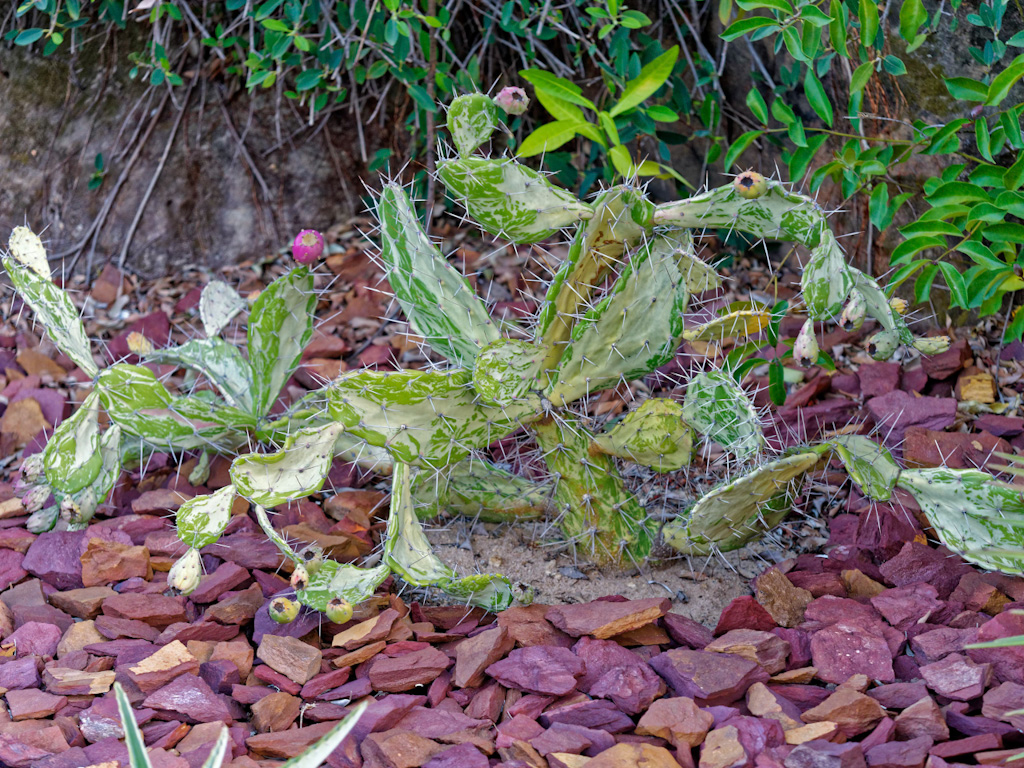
{"left": 533, "top": 415, "right": 655, "bottom": 565}
{"left": 682, "top": 370, "right": 764, "bottom": 462}
{"left": 682, "top": 310, "right": 772, "bottom": 343}
{"left": 446, "top": 93, "right": 498, "bottom": 157}
{"left": 896, "top": 467, "right": 1024, "bottom": 575}
{"left": 175, "top": 485, "right": 237, "bottom": 549}
{"left": 326, "top": 368, "right": 534, "bottom": 468}
{"left": 593, "top": 398, "right": 693, "bottom": 472}
{"left": 411, "top": 458, "right": 552, "bottom": 522}
{"left": 254, "top": 504, "right": 301, "bottom": 563}
{"left": 247, "top": 266, "right": 316, "bottom": 417}
{"left": 97, "top": 364, "right": 249, "bottom": 451}
{"left": 437, "top": 156, "right": 594, "bottom": 244}
{"left": 377, "top": 184, "right": 500, "bottom": 366}
{"left": 546, "top": 234, "right": 691, "bottom": 406}
{"left": 472, "top": 339, "right": 547, "bottom": 405}
{"left": 653, "top": 180, "right": 827, "bottom": 248}
{"left": 537, "top": 186, "right": 654, "bottom": 371}
{"left": 386, "top": 462, "right": 515, "bottom": 611}
{"left": 801, "top": 230, "right": 855, "bottom": 320}
{"left": 849, "top": 268, "right": 915, "bottom": 345}
{"left": 294, "top": 559, "right": 391, "bottom": 612}
{"left": 3, "top": 240, "right": 98, "bottom": 378}
{"left": 43, "top": 390, "right": 103, "bottom": 495}
{"left": 828, "top": 434, "right": 900, "bottom": 502}
{"left": 200, "top": 280, "right": 248, "bottom": 338}
{"left": 147, "top": 338, "right": 254, "bottom": 412}
{"left": 662, "top": 450, "right": 822, "bottom": 556}
{"left": 230, "top": 424, "right": 345, "bottom": 508}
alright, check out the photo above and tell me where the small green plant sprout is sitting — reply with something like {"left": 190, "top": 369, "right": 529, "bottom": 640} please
{"left": 114, "top": 681, "right": 367, "bottom": 768}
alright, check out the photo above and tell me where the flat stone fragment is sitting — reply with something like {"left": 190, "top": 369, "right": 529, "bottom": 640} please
{"left": 80, "top": 539, "right": 150, "bottom": 587}
{"left": 246, "top": 722, "right": 337, "bottom": 759}
{"left": 919, "top": 653, "right": 991, "bottom": 701}
{"left": 257, "top": 634, "right": 323, "bottom": 686}
{"left": 251, "top": 691, "right": 301, "bottom": 733}
{"left": 784, "top": 740, "right": 868, "bottom": 768}
{"left": 331, "top": 608, "right": 400, "bottom": 649}
{"left": 497, "top": 604, "right": 575, "bottom": 648}
{"left": 362, "top": 729, "right": 445, "bottom": 768}
{"left": 540, "top": 699, "right": 634, "bottom": 733}
{"left": 42, "top": 668, "right": 115, "bottom": 695}
{"left": 635, "top": 696, "right": 714, "bottom": 748}
{"left": 202, "top": 583, "right": 264, "bottom": 625}
{"left": 699, "top": 725, "right": 749, "bottom": 768}
{"left": 864, "top": 735, "right": 932, "bottom": 768}
{"left": 126, "top": 640, "right": 200, "bottom": 694}
{"left": 6, "top": 688, "right": 66, "bottom": 719}
{"left": 893, "top": 696, "right": 949, "bottom": 742}
{"left": 367, "top": 646, "right": 450, "bottom": 693}
{"left": 453, "top": 626, "right": 515, "bottom": 688}
{"left": 545, "top": 598, "right": 670, "bottom": 639}
{"left": 802, "top": 688, "right": 885, "bottom": 738}
{"left": 7, "top": 620, "right": 62, "bottom": 658}
{"left": 810, "top": 622, "right": 894, "bottom": 684}
{"left": 785, "top": 722, "right": 840, "bottom": 745}
{"left": 142, "top": 673, "right": 232, "bottom": 724}
{"left": 486, "top": 645, "right": 585, "bottom": 696}
{"left": 982, "top": 681, "right": 1024, "bottom": 729}
{"left": 706, "top": 629, "right": 790, "bottom": 675}
{"left": 756, "top": 568, "right": 814, "bottom": 628}
{"left": 649, "top": 649, "right": 769, "bottom": 705}
{"left": 101, "top": 593, "right": 186, "bottom": 628}
{"left": 49, "top": 586, "right": 116, "bottom": 619}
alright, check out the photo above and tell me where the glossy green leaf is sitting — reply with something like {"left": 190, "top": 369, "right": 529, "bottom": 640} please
{"left": 520, "top": 69, "right": 596, "bottom": 110}
{"left": 898, "top": 0, "right": 927, "bottom": 42}
{"left": 804, "top": 69, "right": 833, "bottom": 126}
{"left": 724, "top": 130, "right": 763, "bottom": 171}
{"left": 986, "top": 55, "right": 1024, "bottom": 107}
{"left": 518, "top": 120, "right": 582, "bottom": 157}
{"left": 859, "top": 0, "right": 879, "bottom": 45}
{"left": 746, "top": 88, "right": 769, "bottom": 124}
{"left": 609, "top": 46, "right": 679, "bottom": 117}
{"left": 944, "top": 77, "right": 989, "bottom": 102}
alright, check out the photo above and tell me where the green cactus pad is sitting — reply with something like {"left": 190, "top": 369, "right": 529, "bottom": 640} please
{"left": 682, "top": 371, "right": 764, "bottom": 462}
{"left": 230, "top": 424, "right": 344, "bottom": 508}
{"left": 472, "top": 339, "right": 546, "bottom": 405}
{"left": 801, "top": 230, "right": 855, "bottom": 320}
{"left": 410, "top": 458, "right": 551, "bottom": 522}
{"left": 43, "top": 390, "right": 103, "bottom": 495}
{"left": 148, "top": 338, "right": 255, "bottom": 412}
{"left": 8, "top": 226, "right": 50, "bottom": 279}
{"left": 829, "top": 434, "right": 900, "bottom": 502}
{"left": 533, "top": 415, "right": 655, "bottom": 565}
{"left": 175, "top": 485, "right": 237, "bottom": 549}
{"left": 377, "top": 184, "right": 500, "bottom": 366}
{"left": 594, "top": 398, "right": 693, "bottom": 472}
{"left": 446, "top": 93, "right": 499, "bottom": 156}
{"left": 97, "top": 364, "right": 248, "bottom": 450}
{"left": 2, "top": 251, "right": 98, "bottom": 378}
{"left": 537, "top": 186, "right": 654, "bottom": 370}
{"left": 248, "top": 266, "right": 316, "bottom": 417}
{"left": 326, "top": 368, "right": 531, "bottom": 468}
{"left": 546, "top": 235, "right": 691, "bottom": 406}
{"left": 662, "top": 451, "right": 820, "bottom": 555}
{"left": 437, "top": 157, "right": 593, "bottom": 244}
{"left": 653, "top": 181, "right": 827, "bottom": 248}
{"left": 682, "top": 310, "right": 772, "bottom": 342}
{"left": 897, "top": 468, "right": 1024, "bottom": 574}
{"left": 385, "top": 462, "right": 515, "bottom": 611}
{"left": 295, "top": 559, "right": 391, "bottom": 613}
{"left": 200, "top": 280, "right": 247, "bottom": 338}
{"left": 677, "top": 249, "right": 724, "bottom": 294}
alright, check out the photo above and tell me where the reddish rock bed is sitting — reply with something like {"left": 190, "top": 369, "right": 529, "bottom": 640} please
{"left": 0, "top": 507, "right": 1018, "bottom": 767}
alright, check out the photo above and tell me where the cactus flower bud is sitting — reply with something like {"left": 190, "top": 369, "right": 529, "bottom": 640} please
{"left": 298, "top": 545, "right": 324, "bottom": 577}
{"left": 59, "top": 495, "right": 81, "bottom": 523}
{"left": 493, "top": 86, "right": 529, "bottom": 115}
{"left": 733, "top": 170, "right": 767, "bottom": 199}
{"left": 867, "top": 330, "right": 900, "bottom": 360}
{"left": 794, "top": 320, "right": 819, "bottom": 368}
{"left": 889, "top": 297, "right": 909, "bottom": 315}
{"left": 269, "top": 596, "right": 300, "bottom": 624}
{"left": 168, "top": 548, "right": 203, "bottom": 595}
{"left": 22, "top": 485, "right": 50, "bottom": 514}
{"left": 324, "top": 597, "right": 353, "bottom": 624}
{"left": 292, "top": 229, "right": 325, "bottom": 265}
{"left": 913, "top": 335, "right": 951, "bottom": 355}
{"left": 840, "top": 290, "right": 866, "bottom": 332}
{"left": 126, "top": 332, "right": 154, "bottom": 355}
{"left": 290, "top": 563, "right": 310, "bottom": 591}
{"left": 19, "top": 453, "right": 45, "bottom": 486}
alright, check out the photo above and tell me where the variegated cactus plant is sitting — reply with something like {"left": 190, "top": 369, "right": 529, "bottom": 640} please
{"left": 6, "top": 88, "right": 1023, "bottom": 623}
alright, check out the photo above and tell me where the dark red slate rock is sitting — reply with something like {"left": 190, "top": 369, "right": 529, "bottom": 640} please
{"left": 878, "top": 543, "right": 971, "bottom": 599}
{"left": 973, "top": 414, "right": 1024, "bottom": 437}
{"left": 866, "top": 682, "right": 928, "bottom": 710}
{"left": 201, "top": 532, "right": 282, "bottom": 571}
{"left": 423, "top": 742, "right": 489, "bottom": 768}
{"left": 21, "top": 531, "right": 85, "bottom": 590}
{"left": 368, "top": 646, "right": 450, "bottom": 693}
{"left": 893, "top": 696, "right": 949, "bottom": 742}
{"left": 809, "top": 622, "right": 894, "bottom": 684}
{"left": 486, "top": 646, "right": 584, "bottom": 696}
{"left": 0, "top": 549, "right": 27, "bottom": 591}
{"left": 95, "top": 615, "right": 161, "bottom": 642}
{"left": 199, "top": 659, "right": 240, "bottom": 695}
{"left": 546, "top": 598, "right": 670, "bottom": 639}
{"left": 928, "top": 733, "right": 1003, "bottom": 759}
{"left": 453, "top": 626, "right": 515, "bottom": 688}
{"left": 981, "top": 681, "right": 1024, "bottom": 728}
{"left": 920, "top": 338, "right": 970, "bottom": 380}
{"left": 102, "top": 593, "right": 186, "bottom": 628}
{"left": 919, "top": 653, "right": 992, "bottom": 700}
{"left": 907, "top": 627, "right": 976, "bottom": 664}
{"left": 649, "top": 649, "right": 768, "bottom": 705}
{"left": 142, "top": 674, "right": 232, "bottom": 724}
{"left": 859, "top": 363, "right": 901, "bottom": 398}
{"left": 0, "top": 656, "right": 40, "bottom": 690}
{"left": 783, "top": 740, "right": 866, "bottom": 768}
{"left": 6, "top": 620, "right": 62, "bottom": 658}
{"left": 662, "top": 613, "right": 713, "bottom": 649}
{"left": 869, "top": 584, "right": 943, "bottom": 631}
{"left": 539, "top": 698, "right": 634, "bottom": 733}
{"left": 190, "top": 562, "right": 250, "bottom": 604}
{"left": 866, "top": 391, "right": 956, "bottom": 447}
{"left": 864, "top": 736, "right": 932, "bottom": 768}
{"left": 714, "top": 596, "right": 777, "bottom": 635}
{"left": 966, "top": 610, "right": 1024, "bottom": 684}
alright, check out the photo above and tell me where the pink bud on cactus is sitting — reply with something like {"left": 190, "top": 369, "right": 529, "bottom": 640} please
{"left": 794, "top": 319, "right": 819, "bottom": 368}
{"left": 494, "top": 86, "right": 529, "bottom": 116}
{"left": 292, "top": 229, "right": 325, "bottom": 265}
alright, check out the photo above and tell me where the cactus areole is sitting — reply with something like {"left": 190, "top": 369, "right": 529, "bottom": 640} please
{"left": 5, "top": 89, "right": 992, "bottom": 625}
